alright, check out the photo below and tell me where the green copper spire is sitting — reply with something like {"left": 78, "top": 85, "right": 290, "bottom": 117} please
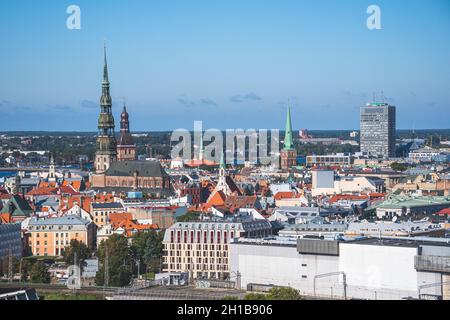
{"left": 283, "top": 104, "right": 294, "bottom": 150}
{"left": 219, "top": 151, "right": 226, "bottom": 170}
{"left": 97, "top": 44, "right": 117, "bottom": 155}
{"left": 103, "top": 42, "right": 109, "bottom": 84}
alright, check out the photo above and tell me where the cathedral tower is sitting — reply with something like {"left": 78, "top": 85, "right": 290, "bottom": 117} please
{"left": 117, "top": 105, "right": 137, "bottom": 161}
{"left": 95, "top": 45, "right": 117, "bottom": 173}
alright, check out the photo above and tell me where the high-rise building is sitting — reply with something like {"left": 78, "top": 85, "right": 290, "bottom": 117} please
{"left": 280, "top": 105, "right": 297, "bottom": 170}
{"left": 117, "top": 105, "right": 137, "bottom": 161}
{"left": 360, "top": 102, "right": 396, "bottom": 159}
{"left": 95, "top": 45, "right": 117, "bottom": 173}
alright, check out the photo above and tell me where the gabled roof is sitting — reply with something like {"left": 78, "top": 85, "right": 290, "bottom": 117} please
{"left": 105, "top": 160, "right": 168, "bottom": 178}
{"left": 225, "top": 176, "right": 241, "bottom": 195}
{"left": 0, "top": 195, "right": 33, "bottom": 217}
{"left": 274, "top": 191, "right": 301, "bottom": 200}
{"left": 28, "top": 215, "right": 90, "bottom": 226}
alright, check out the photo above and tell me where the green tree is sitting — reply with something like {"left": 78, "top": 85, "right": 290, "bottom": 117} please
{"left": 20, "top": 259, "right": 32, "bottom": 282}
{"left": 131, "top": 230, "right": 164, "bottom": 275}
{"left": 30, "top": 261, "right": 51, "bottom": 284}
{"left": 267, "top": 287, "right": 301, "bottom": 300}
{"left": 222, "top": 295, "right": 240, "bottom": 300}
{"left": 243, "top": 293, "right": 268, "bottom": 300}
{"left": 95, "top": 234, "right": 133, "bottom": 287}
{"left": 62, "top": 239, "right": 91, "bottom": 271}
{"left": 176, "top": 211, "right": 201, "bottom": 222}
{"left": 390, "top": 162, "right": 408, "bottom": 172}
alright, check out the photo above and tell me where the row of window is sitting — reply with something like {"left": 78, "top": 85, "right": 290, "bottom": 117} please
{"left": 30, "top": 232, "right": 74, "bottom": 238}
{"left": 165, "top": 257, "right": 229, "bottom": 264}
{"left": 31, "top": 240, "right": 69, "bottom": 246}
{"left": 165, "top": 251, "right": 228, "bottom": 258}
{"left": 165, "top": 244, "right": 229, "bottom": 251}
{"left": 166, "top": 264, "right": 229, "bottom": 271}
{"left": 170, "top": 230, "right": 235, "bottom": 244}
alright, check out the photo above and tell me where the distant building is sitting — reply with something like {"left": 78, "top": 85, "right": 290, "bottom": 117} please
{"left": 298, "top": 137, "right": 342, "bottom": 145}
{"left": 299, "top": 129, "right": 311, "bottom": 139}
{"left": 306, "top": 154, "right": 353, "bottom": 167}
{"left": 269, "top": 207, "right": 325, "bottom": 224}
{"left": 409, "top": 146, "right": 441, "bottom": 162}
{"left": 346, "top": 220, "right": 445, "bottom": 238}
{"left": 360, "top": 102, "right": 396, "bottom": 159}
{"left": 370, "top": 195, "right": 450, "bottom": 219}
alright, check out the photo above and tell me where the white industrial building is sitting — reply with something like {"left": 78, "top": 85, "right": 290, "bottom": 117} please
{"left": 230, "top": 237, "right": 450, "bottom": 300}
{"left": 311, "top": 169, "right": 384, "bottom": 197}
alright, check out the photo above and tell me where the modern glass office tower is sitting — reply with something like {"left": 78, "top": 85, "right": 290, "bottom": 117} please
{"left": 360, "top": 103, "right": 396, "bottom": 159}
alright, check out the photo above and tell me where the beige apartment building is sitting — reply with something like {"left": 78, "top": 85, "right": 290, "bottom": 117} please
{"left": 27, "top": 216, "right": 96, "bottom": 256}
{"left": 162, "top": 218, "right": 272, "bottom": 280}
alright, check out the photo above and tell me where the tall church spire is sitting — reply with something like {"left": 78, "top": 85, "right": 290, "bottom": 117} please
{"left": 103, "top": 42, "right": 109, "bottom": 84}
{"left": 95, "top": 44, "right": 117, "bottom": 173}
{"left": 284, "top": 104, "right": 294, "bottom": 150}
{"left": 219, "top": 151, "right": 226, "bottom": 170}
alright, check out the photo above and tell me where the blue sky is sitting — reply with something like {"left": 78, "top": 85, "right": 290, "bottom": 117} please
{"left": 0, "top": 0, "right": 449, "bottom": 131}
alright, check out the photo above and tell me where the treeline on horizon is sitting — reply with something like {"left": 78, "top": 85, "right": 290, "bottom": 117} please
{"left": 1, "top": 129, "right": 450, "bottom": 138}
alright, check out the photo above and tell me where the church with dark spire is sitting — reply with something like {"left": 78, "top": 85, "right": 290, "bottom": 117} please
{"left": 117, "top": 104, "right": 137, "bottom": 161}
{"left": 90, "top": 46, "right": 172, "bottom": 196}
{"left": 94, "top": 45, "right": 117, "bottom": 173}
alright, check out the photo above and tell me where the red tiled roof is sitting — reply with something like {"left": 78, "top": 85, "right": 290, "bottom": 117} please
{"left": 27, "top": 187, "right": 58, "bottom": 196}
{"left": 437, "top": 208, "right": 450, "bottom": 216}
{"left": 109, "top": 212, "right": 158, "bottom": 236}
{"left": 274, "top": 191, "right": 301, "bottom": 200}
{"left": 329, "top": 194, "right": 368, "bottom": 203}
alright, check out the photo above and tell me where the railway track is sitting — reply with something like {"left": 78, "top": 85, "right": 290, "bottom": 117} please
{"left": 0, "top": 282, "right": 117, "bottom": 296}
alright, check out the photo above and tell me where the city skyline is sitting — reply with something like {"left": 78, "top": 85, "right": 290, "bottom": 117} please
{"left": 0, "top": 0, "right": 449, "bottom": 131}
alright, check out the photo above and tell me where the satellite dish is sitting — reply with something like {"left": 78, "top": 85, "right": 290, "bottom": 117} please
{"left": 392, "top": 215, "right": 398, "bottom": 223}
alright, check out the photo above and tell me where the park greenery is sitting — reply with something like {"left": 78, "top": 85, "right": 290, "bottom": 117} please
{"left": 222, "top": 287, "right": 302, "bottom": 301}
{"left": 62, "top": 239, "right": 92, "bottom": 271}
{"left": 30, "top": 261, "right": 51, "bottom": 284}
{"left": 243, "top": 287, "right": 302, "bottom": 300}
{"left": 95, "top": 231, "right": 164, "bottom": 287}
{"left": 390, "top": 162, "right": 408, "bottom": 172}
